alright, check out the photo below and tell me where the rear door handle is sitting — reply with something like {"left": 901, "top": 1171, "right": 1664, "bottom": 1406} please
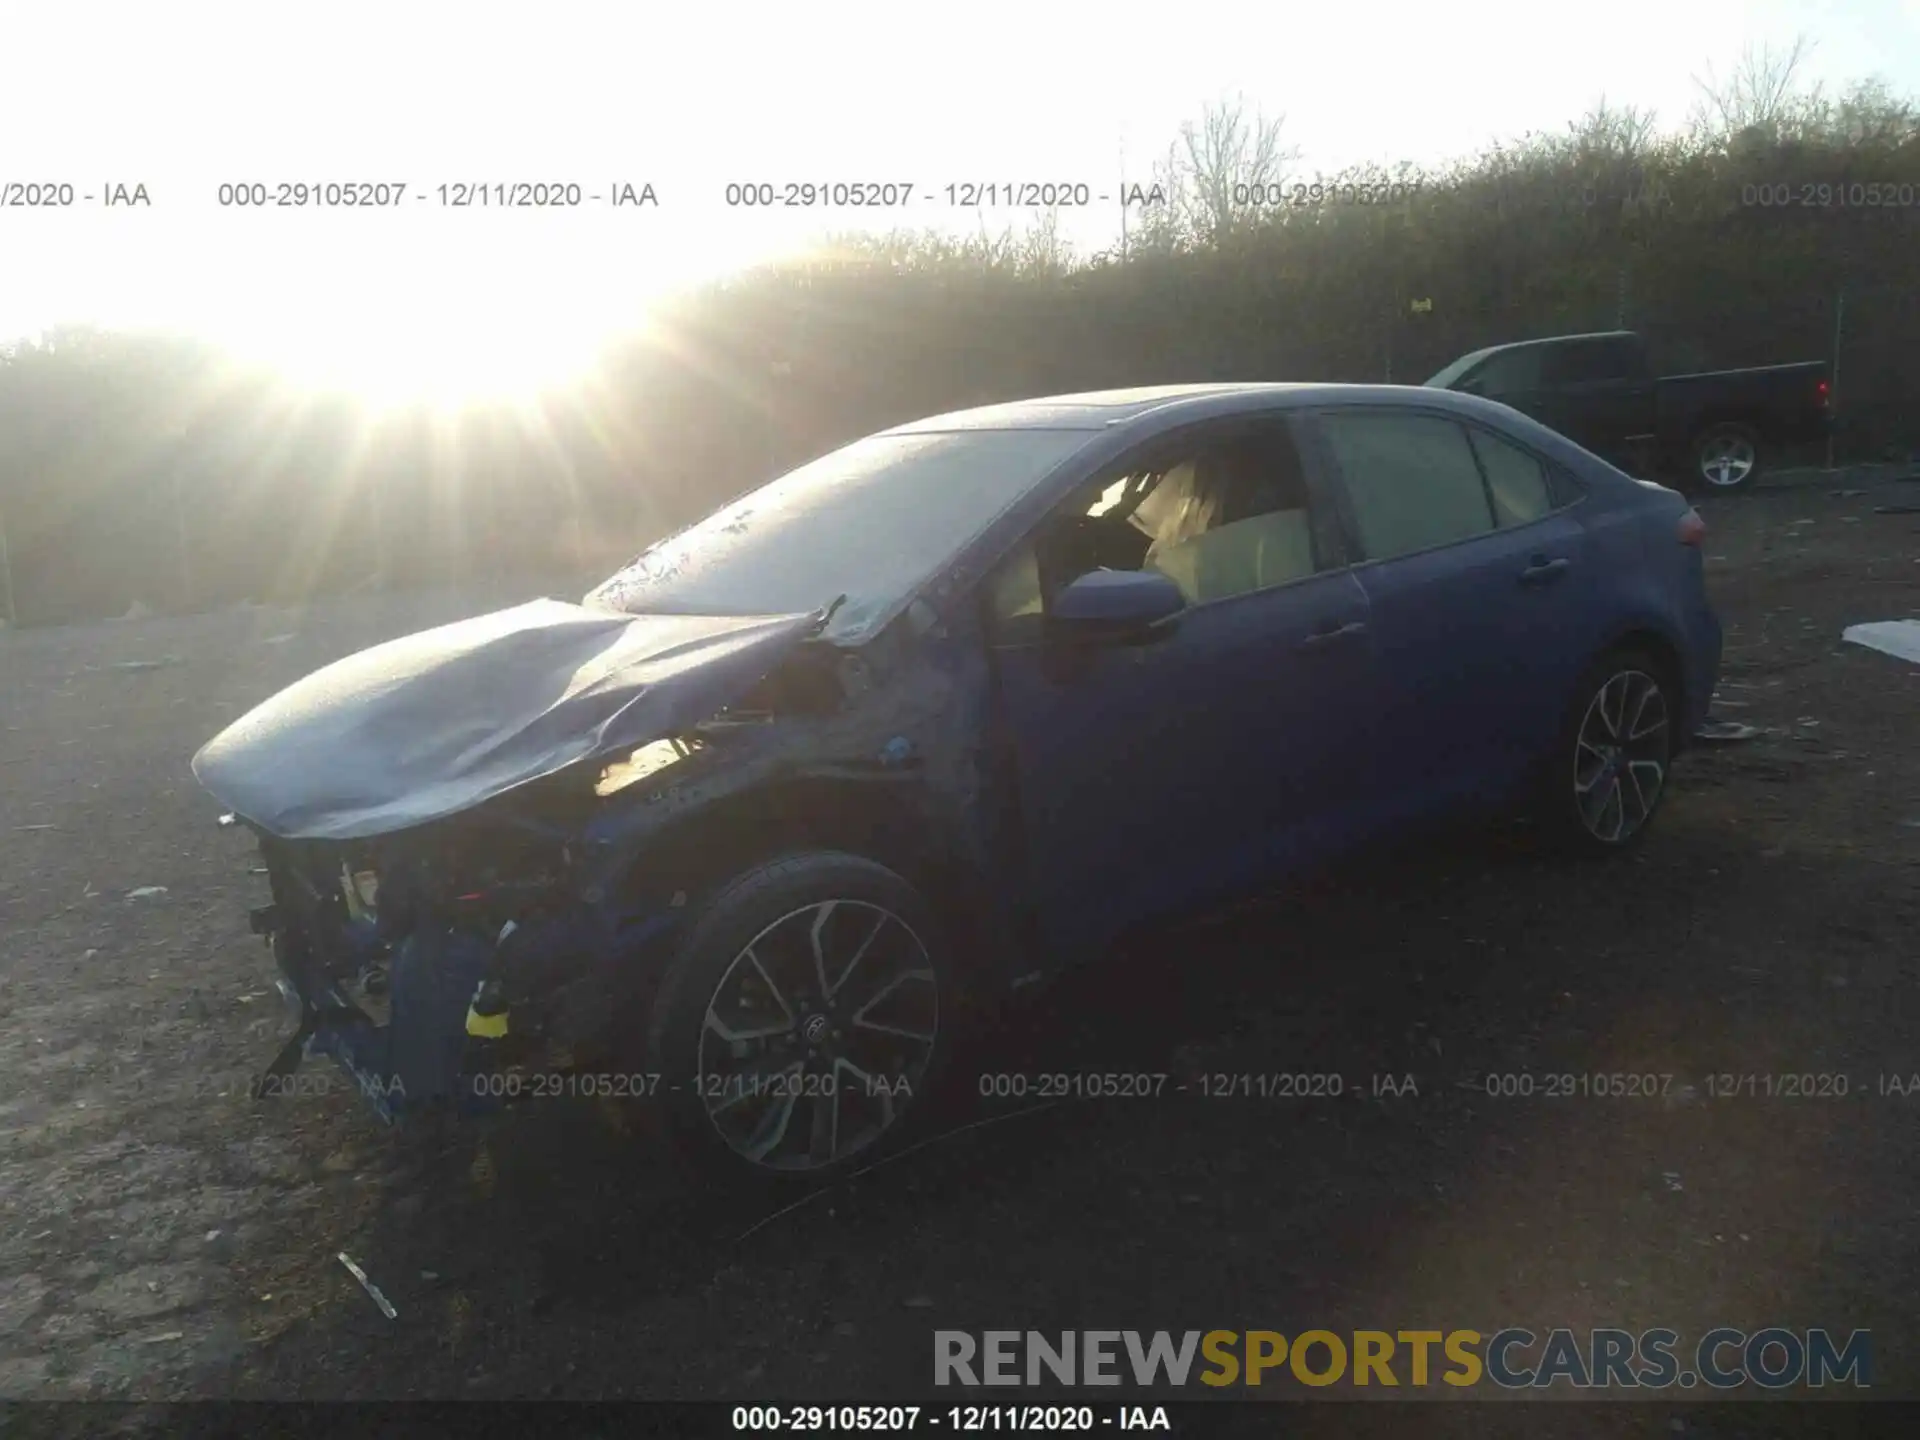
{"left": 1299, "top": 620, "right": 1367, "bottom": 650}
{"left": 1519, "top": 556, "right": 1570, "bottom": 585}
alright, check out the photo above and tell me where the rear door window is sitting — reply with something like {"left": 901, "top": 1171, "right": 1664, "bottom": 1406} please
{"left": 1466, "top": 426, "right": 1554, "bottom": 527}
{"left": 1317, "top": 410, "right": 1496, "bottom": 561}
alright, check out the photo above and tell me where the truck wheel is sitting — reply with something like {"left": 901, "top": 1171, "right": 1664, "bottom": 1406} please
{"left": 645, "top": 851, "right": 949, "bottom": 1188}
{"left": 1690, "top": 422, "right": 1762, "bottom": 492}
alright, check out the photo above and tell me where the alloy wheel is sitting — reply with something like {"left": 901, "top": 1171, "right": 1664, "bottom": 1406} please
{"left": 1573, "top": 669, "right": 1670, "bottom": 844}
{"left": 697, "top": 899, "right": 938, "bottom": 1173}
{"left": 1698, "top": 432, "right": 1757, "bottom": 489}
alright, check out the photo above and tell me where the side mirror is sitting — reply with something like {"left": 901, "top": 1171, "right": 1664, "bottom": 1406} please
{"left": 1048, "top": 568, "right": 1185, "bottom": 642}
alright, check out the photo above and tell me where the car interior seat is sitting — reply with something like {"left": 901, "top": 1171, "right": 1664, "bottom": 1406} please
{"left": 1144, "top": 441, "right": 1317, "bottom": 604}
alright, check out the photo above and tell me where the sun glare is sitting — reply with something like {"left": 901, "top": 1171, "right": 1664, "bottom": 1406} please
{"left": 240, "top": 312, "right": 603, "bottom": 407}
{"left": 48, "top": 222, "right": 746, "bottom": 410}
{"left": 207, "top": 285, "right": 631, "bottom": 408}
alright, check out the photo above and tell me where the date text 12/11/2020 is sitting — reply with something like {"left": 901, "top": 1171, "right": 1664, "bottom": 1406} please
{"left": 719, "top": 179, "right": 1422, "bottom": 209}
{"left": 1481, "top": 1072, "right": 1920, "bottom": 1099}
{"left": 211, "top": 182, "right": 659, "bottom": 208}
{"left": 730, "top": 1405, "right": 1172, "bottom": 1432}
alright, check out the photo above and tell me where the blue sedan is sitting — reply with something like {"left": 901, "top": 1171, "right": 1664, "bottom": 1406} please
{"left": 194, "top": 382, "right": 1722, "bottom": 1183}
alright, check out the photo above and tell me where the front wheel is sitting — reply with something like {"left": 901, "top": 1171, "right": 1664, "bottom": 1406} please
{"left": 1536, "top": 649, "right": 1675, "bottom": 855}
{"left": 646, "top": 851, "right": 949, "bottom": 1187}
{"left": 1689, "top": 422, "right": 1763, "bottom": 492}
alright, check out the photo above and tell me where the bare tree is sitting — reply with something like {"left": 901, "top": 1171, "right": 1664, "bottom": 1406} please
{"left": 1567, "top": 98, "right": 1661, "bottom": 161}
{"left": 1806, "top": 77, "right": 1920, "bottom": 148}
{"left": 1127, "top": 96, "right": 1298, "bottom": 251}
{"left": 1125, "top": 140, "right": 1192, "bottom": 253}
{"left": 1013, "top": 205, "right": 1072, "bottom": 275}
{"left": 1688, "top": 36, "right": 1822, "bottom": 146}
{"left": 1176, "top": 95, "right": 1297, "bottom": 245}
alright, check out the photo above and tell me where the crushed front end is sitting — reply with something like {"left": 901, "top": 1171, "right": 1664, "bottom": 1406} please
{"left": 237, "top": 805, "right": 673, "bottom": 1125}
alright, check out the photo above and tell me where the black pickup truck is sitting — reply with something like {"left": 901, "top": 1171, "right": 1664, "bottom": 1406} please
{"left": 1424, "top": 330, "right": 1832, "bottom": 492}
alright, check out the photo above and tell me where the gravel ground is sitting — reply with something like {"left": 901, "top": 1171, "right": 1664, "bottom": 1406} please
{"left": 1, "top": 467, "right": 1916, "bottom": 1432}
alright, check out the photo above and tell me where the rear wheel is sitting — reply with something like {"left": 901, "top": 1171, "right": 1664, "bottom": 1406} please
{"left": 1689, "top": 422, "right": 1762, "bottom": 492}
{"left": 1536, "top": 648, "right": 1675, "bottom": 854}
{"left": 646, "top": 851, "right": 948, "bottom": 1187}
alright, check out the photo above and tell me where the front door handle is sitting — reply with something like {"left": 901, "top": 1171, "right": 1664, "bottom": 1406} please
{"left": 1299, "top": 620, "right": 1367, "bottom": 650}
{"left": 1519, "top": 556, "right": 1570, "bottom": 585}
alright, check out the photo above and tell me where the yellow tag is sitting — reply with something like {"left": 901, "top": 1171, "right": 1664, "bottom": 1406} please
{"left": 465, "top": 1007, "right": 509, "bottom": 1039}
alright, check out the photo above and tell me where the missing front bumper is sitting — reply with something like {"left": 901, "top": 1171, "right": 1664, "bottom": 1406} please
{"left": 260, "top": 921, "right": 504, "bottom": 1124}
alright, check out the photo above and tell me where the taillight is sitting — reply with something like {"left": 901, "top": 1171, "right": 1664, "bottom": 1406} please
{"left": 1678, "top": 508, "right": 1707, "bottom": 546}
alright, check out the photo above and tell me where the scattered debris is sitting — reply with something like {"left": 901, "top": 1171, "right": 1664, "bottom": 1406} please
{"left": 1693, "top": 720, "right": 1761, "bottom": 743}
{"left": 260, "top": 633, "right": 296, "bottom": 645}
{"left": 469, "top": 1144, "right": 497, "bottom": 1197}
{"left": 107, "top": 656, "right": 184, "bottom": 671}
{"left": 141, "top": 1331, "right": 185, "bottom": 1345}
{"left": 15, "top": 824, "right": 56, "bottom": 831}
{"left": 115, "top": 600, "right": 155, "bottom": 622}
{"left": 1829, "top": 489, "right": 1866, "bottom": 498}
{"left": 1662, "top": 1172, "right": 1684, "bottom": 1192}
{"left": 1873, "top": 503, "right": 1920, "bottom": 516}
{"left": 125, "top": 886, "right": 169, "bottom": 899}
{"left": 337, "top": 1252, "right": 397, "bottom": 1319}
{"left": 1843, "top": 620, "right": 1920, "bottom": 666}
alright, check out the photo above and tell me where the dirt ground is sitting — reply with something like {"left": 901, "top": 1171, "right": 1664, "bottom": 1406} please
{"left": 2, "top": 466, "right": 1917, "bottom": 1429}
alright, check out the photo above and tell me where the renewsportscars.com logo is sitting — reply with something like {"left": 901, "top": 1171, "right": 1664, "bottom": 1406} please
{"left": 933, "top": 1328, "right": 1872, "bottom": 1390}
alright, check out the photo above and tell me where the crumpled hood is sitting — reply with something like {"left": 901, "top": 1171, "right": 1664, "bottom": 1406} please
{"left": 192, "top": 599, "right": 819, "bottom": 841}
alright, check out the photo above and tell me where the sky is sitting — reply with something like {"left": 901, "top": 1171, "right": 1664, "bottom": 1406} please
{"left": 3, "top": 0, "right": 1919, "bottom": 400}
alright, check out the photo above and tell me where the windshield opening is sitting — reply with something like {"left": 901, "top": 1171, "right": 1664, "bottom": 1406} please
{"left": 1424, "top": 347, "right": 1496, "bottom": 388}
{"left": 585, "top": 428, "right": 1095, "bottom": 640}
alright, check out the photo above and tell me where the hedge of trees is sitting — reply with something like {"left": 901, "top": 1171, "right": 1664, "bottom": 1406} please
{"left": 3, "top": 44, "right": 1917, "bottom": 626}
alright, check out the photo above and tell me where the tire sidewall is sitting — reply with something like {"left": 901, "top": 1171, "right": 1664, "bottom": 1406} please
{"left": 1541, "top": 647, "right": 1675, "bottom": 855}
{"left": 645, "top": 850, "right": 952, "bottom": 1187}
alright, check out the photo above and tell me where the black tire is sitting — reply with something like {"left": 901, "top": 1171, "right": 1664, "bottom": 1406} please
{"left": 645, "top": 850, "right": 950, "bottom": 1188}
{"left": 1535, "top": 647, "right": 1676, "bottom": 856}
{"left": 1687, "top": 421, "right": 1763, "bottom": 494}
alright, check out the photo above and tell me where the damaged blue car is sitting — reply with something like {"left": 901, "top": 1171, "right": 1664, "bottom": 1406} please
{"left": 193, "top": 383, "right": 1722, "bottom": 1183}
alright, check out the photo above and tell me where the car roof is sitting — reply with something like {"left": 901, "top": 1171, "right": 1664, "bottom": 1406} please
{"left": 882, "top": 382, "right": 1518, "bottom": 436}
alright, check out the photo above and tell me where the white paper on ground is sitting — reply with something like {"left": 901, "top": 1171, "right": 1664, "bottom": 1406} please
{"left": 1842, "top": 620, "right": 1920, "bottom": 666}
